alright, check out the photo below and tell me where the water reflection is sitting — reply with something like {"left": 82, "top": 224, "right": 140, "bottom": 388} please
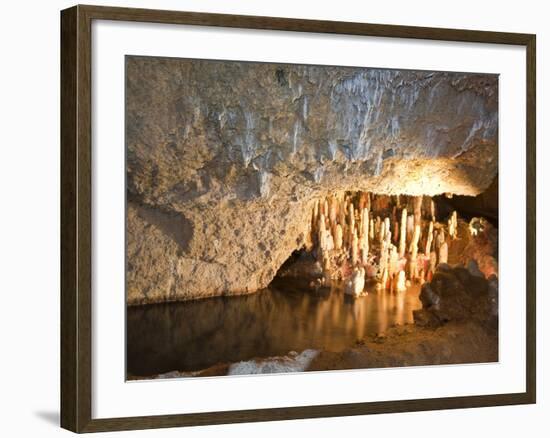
{"left": 126, "top": 279, "right": 422, "bottom": 377}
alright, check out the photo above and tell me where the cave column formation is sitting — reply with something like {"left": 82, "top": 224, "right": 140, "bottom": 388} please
{"left": 308, "top": 191, "right": 466, "bottom": 297}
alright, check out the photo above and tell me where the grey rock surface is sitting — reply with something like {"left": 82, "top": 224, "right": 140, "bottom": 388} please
{"left": 126, "top": 57, "right": 498, "bottom": 303}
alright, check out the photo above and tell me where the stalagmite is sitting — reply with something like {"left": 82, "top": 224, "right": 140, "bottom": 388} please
{"left": 380, "top": 268, "right": 388, "bottom": 291}
{"left": 449, "top": 211, "right": 458, "bottom": 239}
{"left": 351, "top": 230, "right": 359, "bottom": 266}
{"left": 375, "top": 216, "right": 381, "bottom": 237}
{"left": 305, "top": 223, "right": 314, "bottom": 251}
{"left": 369, "top": 218, "right": 375, "bottom": 240}
{"left": 439, "top": 242, "right": 448, "bottom": 265}
{"left": 361, "top": 209, "right": 369, "bottom": 239}
{"left": 334, "top": 224, "right": 343, "bottom": 250}
{"left": 329, "top": 197, "right": 337, "bottom": 224}
{"left": 359, "top": 218, "right": 369, "bottom": 264}
{"left": 409, "top": 224, "right": 421, "bottom": 280}
{"left": 413, "top": 196, "right": 423, "bottom": 226}
{"left": 435, "top": 229, "right": 445, "bottom": 250}
{"left": 428, "top": 251, "right": 437, "bottom": 281}
{"left": 425, "top": 221, "right": 434, "bottom": 256}
{"left": 406, "top": 214, "right": 414, "bottom": 242}
{"left": 325, "top": 230, "right": 334, "bottom": 251}
{"left": 323, "top": 264, "right": 332, "bottom": 285}
{"left": 379, "top": 237, "right": 388, "bottom": 274}
{"left": 361, "top": 246, "right": 369, "bottom": 265}
{"left": 396, "top": 270, "right": 407, "bottom": 292}
{"left": 313, "top": 200, "right": 319, "bottom": 224}
{"left": 389, "top": 244, "right": 398, "bottom": 279}
{"left": 399, "top": 208, "right": 407, "bottom": 258}
{"left": 379, "top": 219, "right": 386, "bottom": 245}
{"left": 338, "top": 199, "right": 346, "bottom": 231}
{"left": 345, "top": 267, "right": 366, "bottom": 297}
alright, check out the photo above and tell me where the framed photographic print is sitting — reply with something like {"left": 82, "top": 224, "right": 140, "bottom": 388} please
{"left": 60, "top": 4, "right": 536, "bottom": 433}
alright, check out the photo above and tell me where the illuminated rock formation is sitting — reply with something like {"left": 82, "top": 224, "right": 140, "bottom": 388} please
{"left": 126, "top": 56, "right": 498, "bottom": 304}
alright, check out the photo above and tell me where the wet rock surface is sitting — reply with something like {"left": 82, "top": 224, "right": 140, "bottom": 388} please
{"left": 126, "top": 57, "right": 498, "bottom": 303}
{"left": 307, "top": 320, "right": 498, "bottom": 371}
{"left": 414, "top": 262, "right": 497, "bottom": 330}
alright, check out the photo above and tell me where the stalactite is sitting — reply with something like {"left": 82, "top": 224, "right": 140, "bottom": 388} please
{"left": 393, "top": 214, "right": 399, "bottom": 244}
{"left": 428, "top": 251, "right": 437, "bottom": 281}
{"left": 334, "top": 224, "right": 343, "bottom": 250}
{"left": 351, "top": 229, "right": 359, "bottom": 266}
{"left": 399, "top": 208, "right": 407, "bottom": 258}
{"left": 389, "top": 245, "right": 398, "bottom": 279}
{"left": 406, "top": 214, "right": 414, "bottom": 243}
{"left": 379, "top": 218, "right": 386, "bottom": 245}
{"left": 409, "top": 224, "right": 421, "bottom": 280}
{"left": 329, "top": 196, "right": 337, "bottom": 224}
{"left": 425, "top": 221, "right": 434, "bottom": 256}
{"left": 369, "top": 217, "right": 375, "bottom": 241}
{"left": 413, "top": 196, "right": 423, "bottom": 226}
{"left": 313, "top": 199, "right": 319, "bottom": 226}
{"left": 361, "top": 209, "right": 369, "bottom": 240}
{"left": 338, "top": 199, "right": 346, "bottom": 233}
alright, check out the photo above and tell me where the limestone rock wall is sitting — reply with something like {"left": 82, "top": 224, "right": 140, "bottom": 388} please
{"left": 126, "top": 57, "right": 498, "bottom": 304}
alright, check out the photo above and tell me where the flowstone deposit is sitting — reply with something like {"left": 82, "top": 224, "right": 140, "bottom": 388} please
{"left": 126, "top": 57, "right": 498, "bottom": 304}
